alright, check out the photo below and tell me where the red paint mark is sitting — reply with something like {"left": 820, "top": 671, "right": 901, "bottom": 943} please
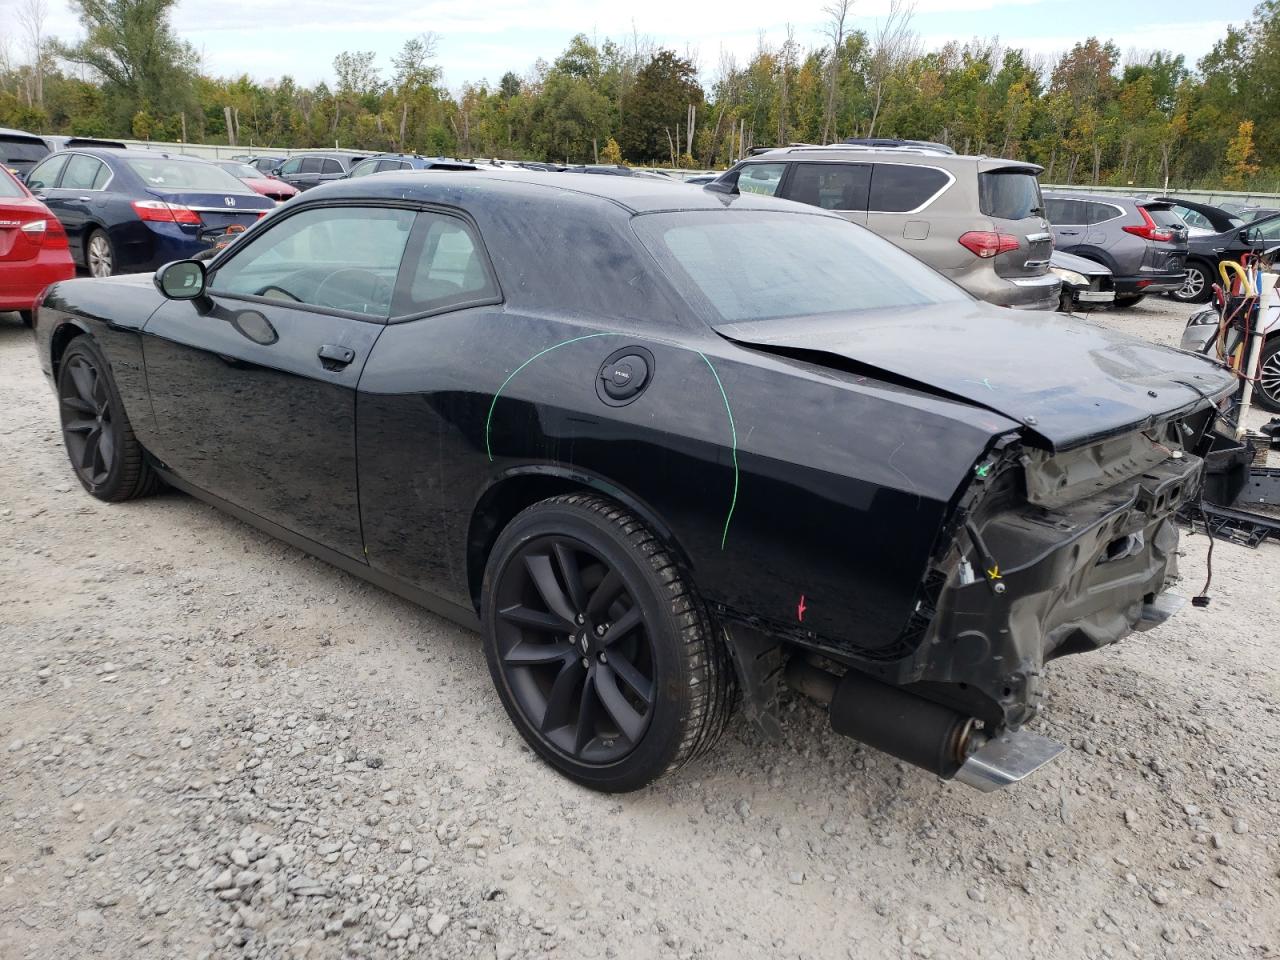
{"left": 797, "top": 594, "right": 807, "bottom": 622}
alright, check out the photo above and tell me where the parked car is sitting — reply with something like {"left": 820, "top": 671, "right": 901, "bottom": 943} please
{"left": 274, "top": 151, "right": 367, "bottom": 191}
{"left": 0, "top": 166, "right": 75, "bottom": 324}
{"left": 1217, "top": 201, "right": 1280, "bottom": 222}
{"left": 1043, "top": 192, "right": 1188, "bottom": 308}
{"left": 42, "top": 136, "right": 126, "bottom": 153}
{"left": 30, "top": 169, "right": 1235, "bottom": 794}
{"left": 1155, "top": 197, "right": 1257, "bottom": 304}
{"left": 232, "top": 155, "right": 289, "bottom": 175}
{"left": 347, "top": 154, "right": 480, "bottom": 177}
{"left": 1050, "top": 249, "right": 1114, "bottom": 311}
{"left": 711, "top": 146, "right": 1061, "bottom": 310}
{"left": 0, "top": 127, "right": 51, "bottom": 180}
{"left": 23, "top": 148, "right": 274, "bottom": 277}
{"left": 1182, "top": 303, "right": 1280, "bottom": 413}
{"left": 213, "top": 160, "right": 299, "bottom": 202}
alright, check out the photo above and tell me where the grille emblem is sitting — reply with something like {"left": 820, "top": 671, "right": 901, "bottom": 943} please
{"left": 224, "top": 197, "right": 236, "bottom": 207}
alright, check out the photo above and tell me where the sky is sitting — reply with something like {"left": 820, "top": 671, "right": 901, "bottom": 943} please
{"left": 5, "top": 0, "right": 1258, "bottom": 92}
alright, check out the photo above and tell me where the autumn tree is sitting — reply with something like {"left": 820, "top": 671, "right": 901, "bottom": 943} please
{"left": 1224, "top": 119, "right": 1260, "bottom": 189}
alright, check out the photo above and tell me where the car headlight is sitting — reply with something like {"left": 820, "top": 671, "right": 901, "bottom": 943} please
{"left": 1186, "top": 309, "right": 1218, "bottom": 327}
{"left": 1050, "top": 267, "right": 1087, "bottom": 286}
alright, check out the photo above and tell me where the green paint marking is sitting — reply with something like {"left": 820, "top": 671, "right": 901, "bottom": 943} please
{"left": 698, "top": 351, "right": 738, "bottom": 551}
{"left": 485, "top": 333, "right": 614, "bottom": 462}
{"left": 975, "top": 463, "right": 991, "bottom": 478}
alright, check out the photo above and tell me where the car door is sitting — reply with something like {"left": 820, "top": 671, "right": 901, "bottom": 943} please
{"left": 1044, "top": 197, "right": 1086, "bottom": 253}
{"left": 47, "top": 154, "right": 110, "bottom": 260}
{"left": 141, "top": 203, "right": 419, "bottom": 559}
{"left": 276, "top": 156, "right": 310, "bottom": 190}
{"left": 780, "top": 162, "right": 871, "bottom": 224}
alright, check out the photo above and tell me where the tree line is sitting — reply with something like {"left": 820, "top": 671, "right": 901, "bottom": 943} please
{"left": 2, "top": 0, "right": 1279, "bottom": 190}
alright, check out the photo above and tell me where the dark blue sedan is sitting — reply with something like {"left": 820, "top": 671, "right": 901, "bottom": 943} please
{"left": 22, "top": 148, "right": 275, "bottom": 277}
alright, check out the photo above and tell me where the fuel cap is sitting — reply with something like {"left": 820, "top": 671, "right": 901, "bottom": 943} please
{"left": 596, "top": 347, "right": 654, "bottom": 406}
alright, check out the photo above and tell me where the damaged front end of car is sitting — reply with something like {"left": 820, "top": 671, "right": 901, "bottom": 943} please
{"left": 784, "top": 400, "right": 1229, "bottom": 791}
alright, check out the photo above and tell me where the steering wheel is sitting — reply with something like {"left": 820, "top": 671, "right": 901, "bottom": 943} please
{"left": 313, "top": 268, "right": 390, "bottom": 314}
{"left": 254, "top": 284, "right": 302, "bottom": 302}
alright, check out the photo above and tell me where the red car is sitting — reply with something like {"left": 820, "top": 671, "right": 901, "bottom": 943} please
{"left": 214, "top": 160, "right": 299, "bottom": 203}
{"left": 0, "top": 166, "right": 75, "bottom": 324}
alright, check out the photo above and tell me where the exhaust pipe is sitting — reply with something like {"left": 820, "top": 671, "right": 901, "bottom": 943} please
{"left": 786, "top": 659, "right": 1064, "bottom": 790}
{"left": 786, "top": 659, "right": 976, "bottom": 778}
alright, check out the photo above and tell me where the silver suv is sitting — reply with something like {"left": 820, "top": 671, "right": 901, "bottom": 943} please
{"left": 710, "top": 146, "right": 1060, "bottom": 310}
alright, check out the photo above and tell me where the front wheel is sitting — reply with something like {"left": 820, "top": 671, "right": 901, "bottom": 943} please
{"left": 56, "top": 337, "right": 161, "bottom": 501}
{"left": 1112, "top": 294, "right": 1146, "bottom": 310}
{"left": 1170, "top": 262, "right": 1212, "bottom": 304}
{"left": 481, "top": 494, "right": 734, "bottom": 792}
{"left": 1255, "top": 338, "right": 1280, "bottom": 414}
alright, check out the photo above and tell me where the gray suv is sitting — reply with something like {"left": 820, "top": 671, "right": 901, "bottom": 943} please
{"left": 1042, "top": 193, "right": 1188, "bottom": 308}
{"left": 710, "top": 146, "right": 1061, "bottom": 310}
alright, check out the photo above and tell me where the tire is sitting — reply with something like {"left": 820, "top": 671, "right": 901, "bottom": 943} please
{"left": 481, "top": 493, "right": 734, "bottom": 792}
{"left": 1255, "top": 337, "right": 1280, "bottom": 415}
{"left": 1170, "top": 262, "right": 1212, "bottom": 304}
{"left": 1112, "top": 294, "right": 1146, "bottom": 309}
{"left": 85, "top": 228, "right": 115, "bottom": 278}
{"left": 56, "top": 337, "right": 161, "bottom": 501}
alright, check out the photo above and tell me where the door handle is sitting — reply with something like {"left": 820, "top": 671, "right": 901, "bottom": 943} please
{"left": 78, "top": 196, "right": 92, "bottom": 202}
{"left": 1059, "top": 229, "right": 1082, "bottom": 236}
{"left": 317, "top": 343, "right": 355, "bottom": 369}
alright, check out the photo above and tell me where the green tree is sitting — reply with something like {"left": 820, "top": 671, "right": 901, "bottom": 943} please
{"left": 619, "top": 50, "right": 702, "bottom": 163}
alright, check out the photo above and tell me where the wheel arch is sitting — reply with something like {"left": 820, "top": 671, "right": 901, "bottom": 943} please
{"left": 49, "top": 319, "right": 93, "bottom": 381}
{"left": 466, "top": 465, "right": 695, "bottom": 614}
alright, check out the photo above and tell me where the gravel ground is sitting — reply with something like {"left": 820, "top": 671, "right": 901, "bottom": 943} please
{"left": 1, "top": 298, "right": 1277, "bottom": 960}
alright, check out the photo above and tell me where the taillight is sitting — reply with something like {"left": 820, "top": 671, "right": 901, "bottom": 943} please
{"left": 1123, "top": 207, "right": 1173, "bottom": 242}
{"left": 19, "top": 217, "right": 68, "bottom": 249}
{"left": 132, "top": 199, "right": 202, "bottom": 225}
{"left": 958, "top": 231, "right": 1020, "bottom": 259}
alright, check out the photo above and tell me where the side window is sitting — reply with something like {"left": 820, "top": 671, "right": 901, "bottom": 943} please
{"left": 349, "top": 160, "right": 377, "bottom": 178}
{"left": 1254, "top": 218, "right": 1280, "bottom": 242}
{"left": 26, "top": 154, "right": 68, "bottom": 191}
{"left": 299, "top": 157, "right": 323, "bottom": 174}
{"left": 784, "top": 163, "right": 870, "bottom": 210}
{"left": 279, "top": 158, "right": 302, "bottom": 175}
{"left": 376, "top": 159, "right": 406, "bottom": 172}
{"left": 210, "top": 206, "right": 417, "bottom": 318}
{"left": 322, "top": 158, "right": 343, "bottom": 175}
{"left": 1087, "top": 202, "right": 1121, "bottom": 225}
{"left": 1044, "top": 198, "right": 1080, "bottom": 224}
{"left": 91, "top": 162, "right": 111, "bottom": 190}
{"left": 60, "top": 155, "right": 106, "bottom": 191}
{"left": 394, "top": 212, "right": 499, "bottom": 316}
{"left": 869, "top": 164, "right": 950, "bottom": 213}
{"left": 736, "top": 163, "right": 786, "bottom": 197}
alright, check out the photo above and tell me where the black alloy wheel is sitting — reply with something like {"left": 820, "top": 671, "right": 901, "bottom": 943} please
{"left": 481, "top": 494, "right": 734, "bottom": 792}
{"left": 56, "top": 337, "right": 160, "bottom": 501}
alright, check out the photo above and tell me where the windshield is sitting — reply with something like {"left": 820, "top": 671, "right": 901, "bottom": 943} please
{"left": 218, "top": 161, "right": 264, "bottom": 180}
{"left": 126, "top": 158, "right": 251, "bottom": 192}
{"left": 634, "top": 210, "right": 969, "bottom": 324}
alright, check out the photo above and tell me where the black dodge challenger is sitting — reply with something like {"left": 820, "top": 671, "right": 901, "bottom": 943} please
{"left": 31, "top": 169, "right": 1236, "bottom": 793}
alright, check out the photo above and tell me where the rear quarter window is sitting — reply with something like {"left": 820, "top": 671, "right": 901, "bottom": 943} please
{"left": 1144, "top": 206, "right": 1184, "bottom": 228}
{"left": 978, "top": 171, "right": 1043, "bottom": 220}
{"left": 869, "top": 164, "right": 950, "bottom": 213}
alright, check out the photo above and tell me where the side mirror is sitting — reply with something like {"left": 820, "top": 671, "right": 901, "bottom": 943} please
{"left": 1240, "top": 227, "right": 1259, "bottom": 244}
{"left": 155, "top": 259, "right": 207, "bottom": 300}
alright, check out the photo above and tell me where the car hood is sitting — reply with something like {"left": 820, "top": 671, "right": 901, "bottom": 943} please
{"left": 716, "top": 301, "right": 1235, "bottom": 451}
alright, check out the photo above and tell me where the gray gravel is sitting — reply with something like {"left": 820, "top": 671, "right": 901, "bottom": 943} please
{"left": 1, "top": 303, "right": 1277, "bottom": 960}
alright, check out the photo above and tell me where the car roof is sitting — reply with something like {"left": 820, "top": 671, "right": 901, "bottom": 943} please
{"left": 741, "top": 145, "right": 1040, "bottom": 173}
{"left": 0, "top": 127, "right": 46, "bottom": 142}
{"left": 317, "top": 166, "right": 839, "bottom": 216}
{"left": 57, "top": 147, "right": 211, "bottom": 162}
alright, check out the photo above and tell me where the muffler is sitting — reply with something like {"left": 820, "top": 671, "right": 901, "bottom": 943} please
{"left": 786, "top": 659, "right": 1064, "bottom": 790}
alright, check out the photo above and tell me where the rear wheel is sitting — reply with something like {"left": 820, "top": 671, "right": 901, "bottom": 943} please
{"left": 86, "top": 229, "right": 114, "bottom": 278}
{"left": 56, "top": 338, "right": 160, "bottom": 501}
{"left": 1112, "top": 294, "right": 1146, "bottom": 309}
{"left": 1256, "top": 338, "right": 1280, "bottom": 414}
{"left": 1170, "top": 262, "right": 1212, "bottom": 304}
{"left": 481, "top": 494, "right": 734, "bottom": 792}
